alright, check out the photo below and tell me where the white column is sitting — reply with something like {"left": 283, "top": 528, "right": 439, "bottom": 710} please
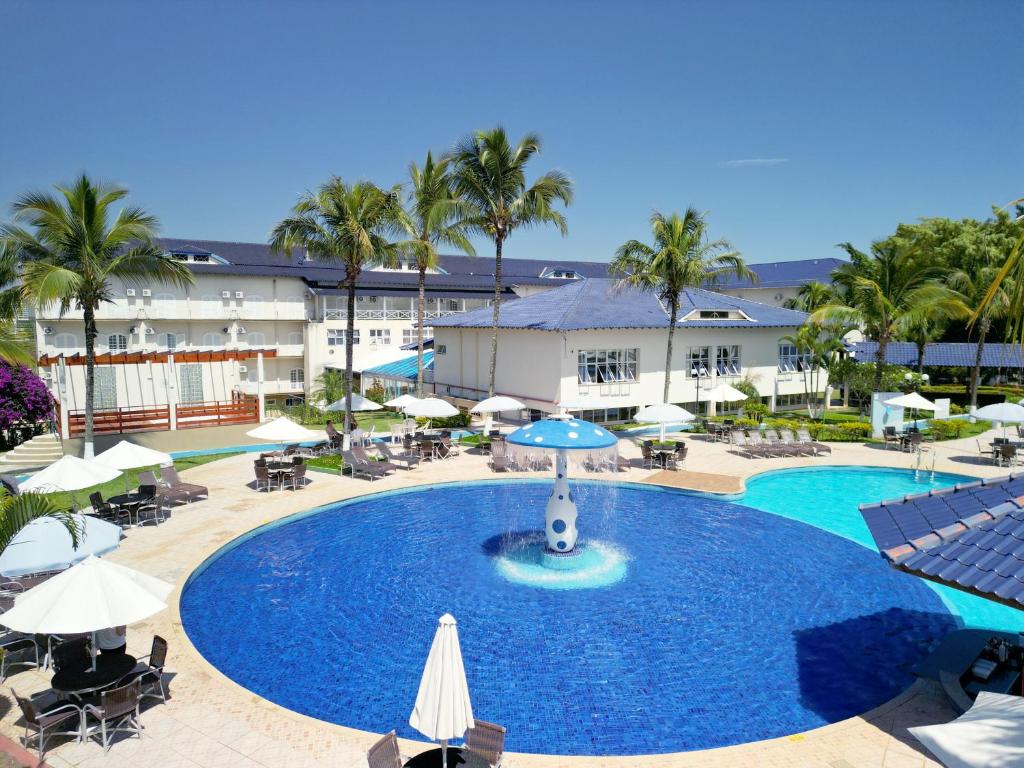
{"left": 545, "top": 450, "right": 578, "bottom": 552}
{"left": 55, "top": 360, "right": 69, "bottom": 439}
{"left": 256, "top": 351, "right": 266, "bottom": 422}
{"left": 167, "top": 354, "right": 178, "bottom": 430}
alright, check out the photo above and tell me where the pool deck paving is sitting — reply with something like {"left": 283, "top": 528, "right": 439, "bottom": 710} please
{"left": 3, "top": 427, "right": 1017, "bottom": 768}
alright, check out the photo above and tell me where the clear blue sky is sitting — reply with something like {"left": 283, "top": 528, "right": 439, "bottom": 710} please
{"left": 2, "top": 0, "right": 1021, "bottom": 265}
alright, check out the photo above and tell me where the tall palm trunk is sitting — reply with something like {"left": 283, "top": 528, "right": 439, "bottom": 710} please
{"left": 82, "top": 304, "right": 97, "bottom": 459}
{"left": 916, "top": 341, "right": 926, "bottom": 375}
{"left": 663, "top": 295, "right": 679, "bottom": 403}
{"left": 970, "top": 316, "right": 990, "bottom": 410}
{"left": 873, "top": 333, "right": 889, "bottom": 393}
{"left": 416, "top": 265, "right": 426, "bottom": 397}
{"left": 343, "top": 268, "right": 357, "bottom": 441}
{"left": 488, "top": 237, "right": 504, "bottom": 398}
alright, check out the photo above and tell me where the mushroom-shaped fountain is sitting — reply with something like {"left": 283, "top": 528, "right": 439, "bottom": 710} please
{"left": 505, "top": 417, "right": 619, "bottom": 554}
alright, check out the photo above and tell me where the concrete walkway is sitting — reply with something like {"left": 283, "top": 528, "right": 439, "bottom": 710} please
{"left": 3, "top": 429, "right": 1014, "bottom": 768}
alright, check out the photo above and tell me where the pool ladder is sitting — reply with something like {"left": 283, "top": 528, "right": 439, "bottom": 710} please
{"left": 913, "top": 442, "right": 936, "bottom": 481}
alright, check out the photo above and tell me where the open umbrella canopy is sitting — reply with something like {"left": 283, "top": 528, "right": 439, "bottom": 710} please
{"left": 703, "top": 383, "right": 749, "bottom": 403}
{"left": 909, "top": 691, "right": 1024, "bottom": 768}
{"left": 19, "top": 455, "right": 122, "bottom": 494}
{"left": 885, "top": 392, "right": 937, "bottom": 410}
{"left": 0, "top": 555, "right": 172, "bottom": 635}
{"left": 385, "top": 394, "right": 420, "bottom": 409}
{"left": 507, "top": 418, "right": 617, "bottom": 450}
{"left": 324, "top": 393, "right": 383, "bottom": 412}
{"left": 972, "top": 402, "right": 1024, "bottom": 423}
{"left": 246, "top": 417, "right": 322, "bottom": 443}
{"left": 409, "top": 613, "right": 474, "bottom": 754}
{"left": 0, "top": 515, "right": 121, "bottom": 578}
{"left": 93, "top": 440, "right": 172, "bottom": 471}
{"left": 470, "top": 396, "right": 526, "bottom": 414}
{"left": 404, "top": 398, "right": 459, "bottom": 419}
{"left": 634, "top": 403, "right": 695, "bottom": 424}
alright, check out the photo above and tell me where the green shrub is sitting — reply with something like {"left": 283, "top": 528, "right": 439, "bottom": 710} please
{"left": 417, "top": 411, "right": 471, "bottom": 429}
{"left": 308, "top": 454, "right": 346, "bottom": 472}
{"left": 742, "top": 403, "right": 770, "bottom": 423}
{"left": 929, "top": 419, "right": 965, "bottom": 440}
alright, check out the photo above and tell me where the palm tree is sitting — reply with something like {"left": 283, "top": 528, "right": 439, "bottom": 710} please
{"left": 0, "top": 490, "right": 80, "bottom": 555}
{"left": 783, "top": 281, "right": 835, "bottom": 312}
{"left": 312, "top": 368, "right": 347, "bottom": 408}
{"left": 2, "top": 175, "right": 193, "bottom": 458}
{"left": 811, "top": 241, "right": 967, "bottom": 392}
{"left": 401, "top": 152, "right": 474, "bottom": 396}
{"left": 0, "top": 243, "right": 36, "bottom": 366}
{"left": 779, "top": 322, "right": 848, "bottom": 419}
{"left": 902, "top": 313, "right": 945, "bottom": 376}
{"left": 450, "top": 128, "right": 573, "bottom": 397}
{"left": 950, "top": 265, "right": 1011, "bottom": 409}
{"left": 976, "top": 197, "right": 1024, "bottom": 342}
{"left": 610, "top": 208, "right": 752, "bottom": 402}
{"left": 270, "top": 179, "right": 403, "bottom": 445}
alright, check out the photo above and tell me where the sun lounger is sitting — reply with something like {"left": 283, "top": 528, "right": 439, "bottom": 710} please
{"left": 377, "top": 443, "right": 420, "bottom": 469}
{"left": 353, "top": 444, "right": 397, "bottom": 474}
{"left": 746, "top": 431, "right": 781, "bottom": 457}
{"left": 778, "top": 429, "right": 814, "bottom": 456}
{"left": 796, "top": 428, "right": 831, "bottom": 455}
{"left": 764, "top": 431, "right": 800, "bottom": 457}
{"left": 159, "top": 467, "right": 209, "bottom": 501}
{"left": 342, "top": 450, "right": 390, "bottom": 481}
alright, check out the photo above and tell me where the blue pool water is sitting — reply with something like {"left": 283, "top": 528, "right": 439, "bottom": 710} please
{"left": 182, "top": 475, "right": 964, "bottom": 755}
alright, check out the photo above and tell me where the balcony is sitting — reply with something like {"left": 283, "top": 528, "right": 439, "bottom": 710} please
{"left": 323, "top": 308, "right": 459, "bottom": 321}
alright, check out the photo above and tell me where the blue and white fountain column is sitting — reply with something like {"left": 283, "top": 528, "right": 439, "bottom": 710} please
{"left": 505, "top": 417, "right": 619, "bottom": 554}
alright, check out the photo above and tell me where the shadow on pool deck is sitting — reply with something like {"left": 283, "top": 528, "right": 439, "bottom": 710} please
{"left": 792, "top": 608, "right": 958, "bottom": 724}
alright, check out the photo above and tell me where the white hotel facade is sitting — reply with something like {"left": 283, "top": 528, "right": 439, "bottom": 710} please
{"left": 30, "top": 238, "right": 833, "bottom": 436}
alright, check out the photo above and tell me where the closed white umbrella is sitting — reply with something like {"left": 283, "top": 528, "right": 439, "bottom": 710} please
{"left": 324, "top": 393, "right": 383, "bottom": 412}
{"left": 0, "top": 555, "right": 172, "bottom": 670}
{"left": 909, "top": 691, "right": 1024, "bottom": 767}
{"left": 703, "top": 383, "right": 748, "bottom": 403}
{"left": 94, "top": 440, "right": 174, "bottom": 492}
{"left": 634, "top": 403, "right": 696, "bottom": 442}
{"left": 19, "top": 455, "right": 122, "bottom": 494}
{"left": 0, "top": 515, "right": 121, "bottom": 577}
{"left": 404, "top": 398, "right": 459, "bottom": 419}
{"left": 409, "top": 614, "right": 474, "bottom": 768}
{"left": 246, "top": 417, "right": 322, "bottom": 443}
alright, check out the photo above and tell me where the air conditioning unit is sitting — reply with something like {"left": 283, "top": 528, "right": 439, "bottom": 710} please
{"left": 126, "top": 288, "right": 136, "bottom": 297}
{"left": 235, "top": 291, "right": 244, "bottom": 299}
{"left": 145, "top": 328, "right": 155, "bottom": 336}
{"left": 43, "top": 327, "right": 54, "bottom": 335}
{"left": 237, "top": 326, "right": 247, "bottom": 334}
{"left": 238, "top": 365, "right": 248, "bottom": 374}
{"left": 129, "top": 326, "right": 138, "bottom": 334}
{"left": 222, "top": 327, "right": 230, "bottom": 334}
{"left": 221, "top": 290, "right": 231, "bottom": 299}
{"left": 141, "top": 288, "right": 152, "bottom": 297}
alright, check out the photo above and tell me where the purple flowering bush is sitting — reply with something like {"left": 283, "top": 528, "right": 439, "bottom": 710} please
{"left": 0, "top": 362, "right": 54, "bottom": 431}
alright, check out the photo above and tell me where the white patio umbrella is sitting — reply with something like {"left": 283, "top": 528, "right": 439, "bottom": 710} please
{"left": 93, "top": 440, "right": 173, "bottom": 492}
{"left": 409, "top": 614, "right": 474, "bottom": 768}
{"left": 703, "top": 383, "right": 749, "bottom": 403}
{"left": 385, "top": 394, "right": 420, "bottom": 410}
{"left": 471, "top": 396, "right": 526, "bottom": 435}
{"left": 404, "top": 397, "right": 459, "bottom": 419}
{"left": 323, "top": 393, "right": 383, "bottom": 412}
{"left": 0, "top": 555, "right": 172, "bottom": 670}
{"left": 634, "top": 403, "right": 696, "bottom": 442}
{"left": 0, "top": 515, "right": 121, "bottom": 578}
{"left": 884, "top": 392, "right": 937, "bottom": 411}
{"left": 972, "top": 402, "right": 1024, "bottom": 438}
{"left": 19, "top": 455, "right": 122, "bottom": 496}
{"left": 246, "top": 416, "right": 322, "bottom": 443}
{"left": 909, "top": 691, "right": 1024, "bottom": 767}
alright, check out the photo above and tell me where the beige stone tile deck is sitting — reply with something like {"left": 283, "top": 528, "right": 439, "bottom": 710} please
{"left": 4, "top": 429, "right": 1012, "bottom": 767}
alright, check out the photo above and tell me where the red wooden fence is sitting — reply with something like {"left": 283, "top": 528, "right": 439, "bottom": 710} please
{"left": 65, "top": 398, "right": 259, "bottom": 437}
{"left": 176, "top": 398, "right": 259, "bottom": 430}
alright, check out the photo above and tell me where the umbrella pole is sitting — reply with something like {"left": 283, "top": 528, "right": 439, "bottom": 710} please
{"left": 91, "top": 630, "right": 97, "bottom": 671}
{"left": 441, "top": 739, "right": 447, "bottom": 768}
{"left": 659, "top": 423, "right": 666, "bottom": 443}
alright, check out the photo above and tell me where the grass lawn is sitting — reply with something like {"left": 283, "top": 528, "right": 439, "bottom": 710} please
{"left": 302, "top": 412, "right": 407, "bottom": 432}
{"left": 42, "top": 452, "right": 242, "bottom": 510}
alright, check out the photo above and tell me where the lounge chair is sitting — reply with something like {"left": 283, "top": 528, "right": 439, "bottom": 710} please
{"left": 378, "top": 443, "right": 420, "bottom": 469}
{"left": 83, "top": 679, "right": 142, "bottom": 753}
{"left": 778, "top": 429, "right": 814, "bottom": 456}
{"left": 12, "top": 688, "right": 83, "bottom": 762}
{"left": 796, "top": 428, "right": 831, "bottom": 455}
{"left": 160, "top": 467, "right": 209, "bottom": 501}
{"left": 729, "top": 431, "right": 754, "bottom": 458}
{"left": 466, "top": 720, "right": 506, "bottom": 768}
{"left": 342, "top": 450, "right": 390, "bottom": 481}
{"left": 367, "top": 730, "right": 403, "bottom": 768}
{"left": 353, "top": 444, "right": 397, "bottom": 474}
{"left": 746, "top": 431, "right": 780, "bottom": 457}
{"left": 439, "top": 435, "right": 460, "bottom": 457}
{"left": 489, "top": 441, "right": 511, "bottom": 472}
{"left": 136, "top": 471, "right": 189, "bottom": 507}
{"left": 765, "top": 430, "right": 800, "bottom": 457}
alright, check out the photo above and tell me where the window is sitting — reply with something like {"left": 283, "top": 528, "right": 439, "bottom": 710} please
{"left": 687, "top": 347, "right": 710, "bottom": 378}
{"left": 289, "top": 368, "right": 304, "bottom": 385}
{"left": 778, "top": 344, "right": 811, "bottom": 372}
{"left": 577, "top": 349, "right": 638, "bottom": 384}
{"left": 94, "top": 368, "right": 117, "bottom": 410}
{"left": 369, "top": 329, "right": 390, "bottom": 345}
{"left": 285, "top": 396, "right": 304, "bottom": 407}
{"left": 287, "top": 331, "right": 303, "bottom": 346}
{"left": 402, "top": 327, "right": 433, "bottom": 345}
{"left": 716, "top": 345, "right": 741, "bottom": 376}
{"left": 53, "top": 333, "right": 77, "bottom": 350}
{"left": 192, "top": 254, "right": 210, "bottom": 263}
{"left": 699, "top": 310, "right": 730, "bottom": 319}
{"left": 178, "top": 364, "right": 204, "bottom": 403}
{"left": 328, "top": 329, "right": 359, "bottom": 346}
{"left": 448, "top": 299, "right": 460, "bottom": 312}
{"left": 247, "top": 331, "right": 266, "bottom": 346}
{"left": 201, "top": 332, "right": 223, "bottom": 347}
{"left": 107, "top": 334, "right": 128, "bottom": 352}
{"left": 159, "top": 332, "right": 185, "bottom": 350}
{"left": 436, "top": 344, "right": 447, "bottom": 355}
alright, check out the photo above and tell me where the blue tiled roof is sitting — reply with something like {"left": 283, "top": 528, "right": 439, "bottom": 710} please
{"left": 363, "top": 351, "right": 434, "bottom": 380}
{"left": 431, "top": 278, "right": 808, "bottom": 331}
{"left": 715, "top": 258, "right": 846, "bottom": 289}
{"left": 860, "top": 473, "right": 1024, "bottom": 608}
{"left": 848, "top": 341, "right": 1024, "bottom": 369}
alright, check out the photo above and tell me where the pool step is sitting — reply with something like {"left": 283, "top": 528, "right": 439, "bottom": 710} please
{"left": 0, "top": 433, "right": 64, "bottom": 472}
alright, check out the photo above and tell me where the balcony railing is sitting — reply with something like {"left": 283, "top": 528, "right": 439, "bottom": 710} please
{"left": 323, "top": 308, "right": 460, "bottom": 321}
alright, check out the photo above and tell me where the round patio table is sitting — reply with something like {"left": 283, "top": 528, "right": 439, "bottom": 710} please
{"left": 51, "top": 652, "right": 138, "bottom": 696}
{"left": 108, "top": 493, "right": 151, "bottom": 526}
{"left": 403, "top": 747, "right": 489, "bottom": 768}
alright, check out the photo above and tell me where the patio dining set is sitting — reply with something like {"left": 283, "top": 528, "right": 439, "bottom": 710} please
{"left": 88, "top": 466, "right": 208, "bottom": 527}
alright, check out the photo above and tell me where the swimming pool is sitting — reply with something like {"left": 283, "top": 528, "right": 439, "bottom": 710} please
{"left": 182, "top": 470, "right": 972, "bottom": 755}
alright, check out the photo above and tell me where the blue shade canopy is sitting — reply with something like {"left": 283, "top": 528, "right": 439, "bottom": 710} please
{"left": 0, "top": 515, "right": 121, "bottom": 577}
{"left": 507, "top": 418, "right": 617, "bottom": 450}
{"left": 860, "top": 473, "right": 1024, "bottom": 609}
